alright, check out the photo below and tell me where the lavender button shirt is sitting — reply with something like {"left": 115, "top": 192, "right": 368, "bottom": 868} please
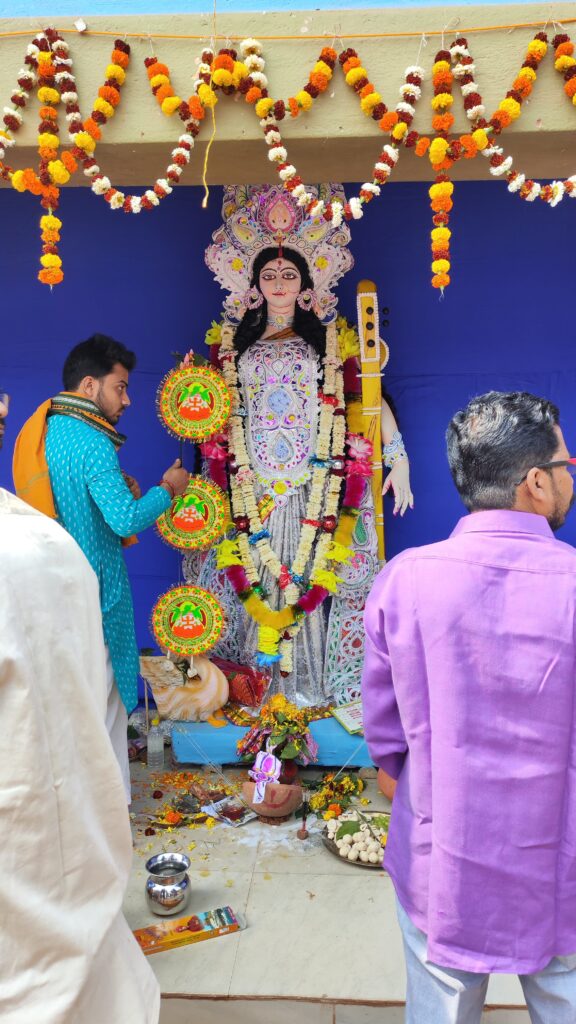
{"left": 362, "top": 510, "right": 576, "bottom": 973}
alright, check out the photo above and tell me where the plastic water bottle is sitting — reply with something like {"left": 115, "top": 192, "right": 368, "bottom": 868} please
{"left": 147, "top": 717, "right": 164, "bottom": 772}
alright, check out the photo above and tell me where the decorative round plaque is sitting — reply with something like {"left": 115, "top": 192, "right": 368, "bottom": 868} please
{"left": 151, "top": 585, "right": 224, "bottom": 657}
{"left": 157, "top": 365, "right": 231, "bottom": 441}
{"left": 157, "top": 477, "right": 227, "bottom": 551}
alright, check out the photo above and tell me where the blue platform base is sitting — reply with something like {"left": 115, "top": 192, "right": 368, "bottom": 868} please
{"left": 171, "top": 717, "right": 373, "bottom": 767}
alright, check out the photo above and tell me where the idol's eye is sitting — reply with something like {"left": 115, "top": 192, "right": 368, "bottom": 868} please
{"left": 281, "top": 271, "right": 299, "bottom": 280}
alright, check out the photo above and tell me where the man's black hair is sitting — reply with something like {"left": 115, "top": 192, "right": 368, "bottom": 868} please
{"left": 62, "top": 334, "right": 136, "bottom": 391}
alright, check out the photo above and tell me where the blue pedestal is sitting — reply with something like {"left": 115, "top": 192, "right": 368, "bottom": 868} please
{"left": 171, "top": 717, "right": 373, "bottom": 767}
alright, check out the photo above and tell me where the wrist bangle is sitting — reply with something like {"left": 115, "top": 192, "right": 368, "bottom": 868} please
{"left": 160, "top": 478, "right": 175, "bottom": 500}
{"left": 383, "top": 431, "right": 408, "bottom": 469}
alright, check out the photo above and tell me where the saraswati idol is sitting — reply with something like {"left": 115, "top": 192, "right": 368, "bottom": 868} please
{"left": 183, "top": 184, "right": 413, "bottom": 708}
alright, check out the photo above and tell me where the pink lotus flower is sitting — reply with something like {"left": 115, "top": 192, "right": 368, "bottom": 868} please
{"left": 347, "top": 433, "right": 373, "bottom": 460}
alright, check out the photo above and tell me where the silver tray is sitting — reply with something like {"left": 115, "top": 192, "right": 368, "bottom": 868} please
{"left": 320, "top": 810, "right": 389, "bottom": 870}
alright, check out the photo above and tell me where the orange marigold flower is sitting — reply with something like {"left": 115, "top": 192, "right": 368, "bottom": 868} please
{"left": 310, "top": 72, "right": 329, "bottom": 91}
{"left": 188, "top": 95, "right": 205, "bottom": 119}
{"left": 288, "top": 96, "right": 299, "bottom": 117}
{"left": 39, "top": 147, "right": 58, "bottom": 161}
{"left": 432, "top": 272, "right": 450, "bottom": 288}
{"left": 433, "top": 71, "right": 453, "bottom": 88}
{"left": 98, "top": 85, "right": 121, "bottom": 106}
{"left": 342, "top": 56, "right": 362, "bottom": 73}
{"left": 431, "top": 197, "right": 453, "bottom": 213}
{"left": 513, "top": 76, "right": 532, "bottom": 98}
{"left": 415, "top": 137, "right": 431, "bottom": 157}
{"left": 360, "top": 83, "right": 375, "bottom": 98}
{"left": 213, "top": 54, "right": 234, "bottom": 72}
{"left": 39, "top": 105, "right": 57, "bottom": 120}
{"left": 111, "top": 48, "right": 130, "bottom": 69}
{"left": 379, "top": 111, "right": 399, "bottom": 131}
{"left": 491, "top": 110, "right": 512, "bottom": 129}
{"left": 565, "top": 78, "right": 576, "bottom": 98}
{"left": 164, "top": 809, "right": 183, "bottom": 825}
{"left": 246, "top": 86, "right": 262, "bottom": 104}
{"left": 83, "top": 117, "right": 102, "bottom": 140}
{"left": 38, "top": 267, "right": 64, "bottom": 285}
{"left": 460, "top": 134, "right": 478, "bottom": 158}
{"left": 155, "top": 83, "right": 174, "bottom": 104}
{"left": 432, "top": 113, "right": 454, "bottom": 132}
{"left": 433, "top": 157, "right": 454, "bottom": 171}
{"left": 328, "top": 803, "right": 342, "bottom": 815}
{"left": 556, "top": 41, "right": 575, "bottom": 57}
{"left": 61, "top": 151, "right": 77, "bottom": 173}
{"left": 320, "top": 47, "right": 337, "bottom": 63}
{"left": 146, "top": 61, "right": 169, "bottom": 80}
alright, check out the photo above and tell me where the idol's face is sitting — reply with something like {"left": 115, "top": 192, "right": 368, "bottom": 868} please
{"left": 258, "top": 258, "right": 302, "bottom": 315}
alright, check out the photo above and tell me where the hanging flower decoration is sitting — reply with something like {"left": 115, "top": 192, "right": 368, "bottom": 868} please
{"left": 0, "top": 37, "right": 39, "bottom": 175}
{"left": 427, "top": 50, "right": 454, "bottom": 291}
{"left": 214, "top": 321, "right": 371, "bottom": 674}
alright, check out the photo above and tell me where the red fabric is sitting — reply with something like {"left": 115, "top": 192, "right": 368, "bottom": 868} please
{"left": 211, "top": 657, "right": 269, "bottom": 707}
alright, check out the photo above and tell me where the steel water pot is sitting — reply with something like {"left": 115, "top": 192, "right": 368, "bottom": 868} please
{"left": 145, "top": 852, "right": 191, "bottom": 916}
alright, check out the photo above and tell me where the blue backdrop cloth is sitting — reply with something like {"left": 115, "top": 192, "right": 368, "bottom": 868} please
{"left": 1, "top": 182, "right": 575, "bottom": 701}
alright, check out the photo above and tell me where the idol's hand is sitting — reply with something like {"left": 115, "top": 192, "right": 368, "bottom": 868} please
{"left": 123, "top": 472, "right": 141, "bottom": 500}
{"left": 162, "top": 458, "right": 190, "bottom": 497}
{"left": 382, "top": 459, "right": 414, "bottom": 517}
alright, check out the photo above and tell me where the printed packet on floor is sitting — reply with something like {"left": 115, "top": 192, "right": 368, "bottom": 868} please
{"left": 133, "top": 906, "right": 246, "bottom": 954}
{"left": 201, "top": 795, "right": 257, "bottom": 827}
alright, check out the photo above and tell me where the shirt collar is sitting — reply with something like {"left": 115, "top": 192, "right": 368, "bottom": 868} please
{"left": 451, "top": 509, "right": 555, "bottom": 539}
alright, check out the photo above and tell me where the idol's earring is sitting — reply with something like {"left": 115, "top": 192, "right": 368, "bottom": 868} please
{"left": 297, "top": 288, "right": 315, "bottom": 311}
{"left": 244, "top": 285, "right": 264, "bottom": 310}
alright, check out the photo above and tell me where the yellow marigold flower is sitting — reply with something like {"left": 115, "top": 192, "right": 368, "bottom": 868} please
{"left": 198, "top": 83, "right": 218, "bottom": 107}
{"left": 150, "top": 73, "right": 170, "bottom": 88}
{"left": 161, "top": 95, "right": 182, "bottom": 116}
{"left": 392, "top": 122, "right": 408, "bottom": 140}
{"left": 205, "top": 320, "right": 223, "bottom": 345}
{"left": 517, "top": 66, "right": 537, "bottom": 81}
{"left": 472, "top": 128, "right": 489, "bottom": 150}
{"left": 37, "top": 132, "right": 59, "bottom": 150}
{"left": 40, "top": 214, "right": 62, "bottom": 231}
{"left": 212, "top": 68, "right": 233, "bottom": 88}
{"left": 357, "top": 778, "right": 364, "bottom": 792}
{"left": 345, "top": 67, "right": 367, "bottom": 87}
{"left": 431, "top": 226, "right": 451, "bottom": 242}
{"left": 94, "top": 97, "right": 115, "bottom": 119}
{"left": 432, "top": 60, "right": 451, "bottom": 75}
{"left": 255, "top": 97, "right": 274, "bottom": 118}
{"left": 40, "top": 253, "right": 63, "bottom": 268}
{"left": 429, "top": 138, "right": 449, "bottom": 165}
{"left": 359, "top": 797, "right": 371, "bottom": 806}
{"left": 431, "top": 93, "right": 454, "bottom": 110}
{"left": 323, "top": 809, "right": 337, "bottom": 820}
{"left": 106, "top": 63, "right": 126, "bottom": 85}
{"left": 48, "top": 160, "right": 70, "bottom": 185}
{"left": 313, "top": 60, "right": 333, "bottom": 78}
{"left": 74, "top": 131, "right": 96, "bottom": 153}
{"left": 295, "top": 90, "right": 313, "bottom": 110}
{"left": 432, "top": 258, "right": 451, "bottom": 274}
{"left": 499, "top": 97, "right": 521, "bottom": 120}
{"left": 555, "top": 55, "right": 576, "bottom": 71}
{"left": 429, "top": 180, "right": 454, "bottom": 199}
{"left": 11, "top": 169, "right": 26, "bottom": 192}
{"left": 233, "top": 60, "right": 249, "bottom": 80}
{"left": 37, "top": 87, "right": 60, "bottom": 104}
{"left": 527, "top": 39, "right": 547, "bottom": 58}
{"left": 360, "top": 92, "right": 382, "bottom": 114}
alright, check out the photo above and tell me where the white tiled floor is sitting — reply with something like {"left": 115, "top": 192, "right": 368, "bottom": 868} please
{"left": 125, "top": 764, "right": 529, "bottom": 1021}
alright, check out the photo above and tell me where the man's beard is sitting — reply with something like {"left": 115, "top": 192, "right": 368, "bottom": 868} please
{"left": 548, "top": 491, "right": 576, "bottom": 532}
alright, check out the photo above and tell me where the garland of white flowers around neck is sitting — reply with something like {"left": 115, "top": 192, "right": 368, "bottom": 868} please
{"left": 215, "top": 322, "right": 371, "bottom": 675}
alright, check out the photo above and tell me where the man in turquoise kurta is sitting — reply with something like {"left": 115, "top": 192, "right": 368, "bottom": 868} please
{"left": 36, "top": 334, "right": 189, "bottom": 798}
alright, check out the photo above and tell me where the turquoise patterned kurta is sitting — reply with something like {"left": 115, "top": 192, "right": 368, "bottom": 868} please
{"left": 46, "top": 415, "right": 170, "bottom": 711}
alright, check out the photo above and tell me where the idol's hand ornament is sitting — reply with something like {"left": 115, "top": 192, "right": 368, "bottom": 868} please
{"left": 382, "top": 458, "right": 414, "bottom": 517}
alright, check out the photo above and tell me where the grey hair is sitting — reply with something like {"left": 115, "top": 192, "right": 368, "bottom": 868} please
{"left": 446, "top": 391, "right": 560, "bottom": 511}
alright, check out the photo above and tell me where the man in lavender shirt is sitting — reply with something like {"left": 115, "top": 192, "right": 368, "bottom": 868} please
{"left": 362, "top": 391, "right": 576, "bottom": 1023}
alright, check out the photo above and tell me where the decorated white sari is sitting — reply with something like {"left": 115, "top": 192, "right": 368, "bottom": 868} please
{"left": 186, "top": 333, "right": 379, "bottom": 707}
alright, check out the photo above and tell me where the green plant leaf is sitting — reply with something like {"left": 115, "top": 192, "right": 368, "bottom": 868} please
{"left": 336, "top": 822, "right": 358, "bottom": 840}
{"left": 281, "top": 741, "right": 299, "bottom": 759}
